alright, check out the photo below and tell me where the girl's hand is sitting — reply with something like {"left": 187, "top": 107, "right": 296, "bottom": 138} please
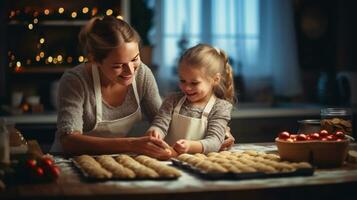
{"left": 132, "top": 136, "right": 171, "bottom": 160}
{"left": 173, "top": 139, "right": 190, "bottom": 154}
{"left": 145, "top": 129, "right": 162, "bottom": 139}
{"left": 220, "top": 127, "right": 235, "bottom": 151}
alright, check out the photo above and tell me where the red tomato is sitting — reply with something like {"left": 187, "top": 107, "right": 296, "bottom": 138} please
{"left": 320, "top": 130, "right": 329, "bottom": 137}
{"left": 335, "top": 131, "right": 345, "bottom": 139}
{"left": 25, "top": 159, "right": 37, "bottom": 169}
{"left": 278, "top": 131, "right": 290, "bottom": 140}
{"left": 40, "top": 157, "right": 54, "bottom": 168}
{"left": 321, "top": 137, "right": 328, "bottom": 141}
{"left": 296, "top": 134, "right": 308, "bottom": 141}
{"left": 50, "top": 166, "right": 61, "bottom": 179}
{"left": 309, "top": 132, "right": 320, "bottom": 140}
{"left": 326, "top": 134, "right": 336, "bottom": 141}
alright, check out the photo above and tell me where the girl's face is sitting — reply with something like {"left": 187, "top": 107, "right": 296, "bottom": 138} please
{"left": 178, "top": 65, "right": 217, "bottom": 104}
{"left": 96, "top": 42, "right": 141, "bottom": 86}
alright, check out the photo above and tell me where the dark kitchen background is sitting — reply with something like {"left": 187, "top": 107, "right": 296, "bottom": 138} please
{"left": 0, "top": 0, "right": 356, "bottom": 152}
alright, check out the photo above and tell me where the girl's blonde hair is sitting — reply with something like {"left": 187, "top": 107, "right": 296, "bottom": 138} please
{"left": 79, "top": 16, "right": 141, "bottom": 63}
{"left": 179, "top": 44, "right": 236, "bottom": 104}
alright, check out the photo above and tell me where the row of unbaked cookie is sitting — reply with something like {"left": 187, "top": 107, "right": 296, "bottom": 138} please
{"left": 177, "top": 150, "right": 312, "bottom": 173}
{"left": 74, "top": 154, "right": 181, "bottom": 179}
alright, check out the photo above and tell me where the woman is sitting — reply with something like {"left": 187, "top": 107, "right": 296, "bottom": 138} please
{"left": 50, "top": 16, "right": 234, "bottom": 158}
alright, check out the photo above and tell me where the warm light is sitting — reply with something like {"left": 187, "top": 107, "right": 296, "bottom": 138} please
{"left": 53, "top": 58, "right": 58, "bottom": 64}
{"left": 57, "top": 55, "right": 63, "bottom": 62}
{"left": 58, "top": 7, "right": 64, "bottom": 14}
{"left": 9, "top": 11, "right": 16, "bottom": 18}
{"left": 67, "top": 56, "right": 73, "bottom": 63}
{"left": 28, "top": 24, "right": 33, "bottom": 30}
{"left": 44, "top": 9, "right": 50, "bottom": 15}
{"left": 35, "top": 55, "right": 41, "bottom": 61}
{"left": 39, "top": 38, "right": 45, "bottom": 44}
{"left": 33, "top": 11, "right": 39, "bottom": 17}
{"left": 71, "top": 12, "right": 77, "bottom": 18}
{"left": 116, "top": 15, "right": 123, "bottom": 20}
{"left": 39, "top": 52, "right": 45, "bottom": 58}
{"left": 16, "top": 61, "right": 21, "bottom": 67}
{"left": 82, "top": 7, "right": 89, "bottom": 14}
{"left": 106, "top": 9, "right": 113, "bottom": 16}
{"left": 48, "top": 56, "right": 53, "bottom": 63}
{"left": 78, "top": 56, "right": 84, "bottom": 62}
{"left": 92, "top": 7, "right": 98, "bottom": 16}
{"left": 33, "top": 18, "right": 38, "bottom": 24}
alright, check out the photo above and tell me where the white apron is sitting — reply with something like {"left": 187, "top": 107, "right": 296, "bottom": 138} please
{"left": 50, "top": 65, "right": 141, "bottom": 152}
{"left": 165, "top": 95, "right": 216, "bottom": 146}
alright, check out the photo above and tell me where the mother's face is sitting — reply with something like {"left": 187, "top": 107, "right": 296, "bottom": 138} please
{"left": 97, "top": 42, "right": 141, "bottom": 86}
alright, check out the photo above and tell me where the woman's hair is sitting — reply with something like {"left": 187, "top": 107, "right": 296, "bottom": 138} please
{"left": 79, "top": 16, "right": 141, "bottom": 63}
{"left": 179, "top": 44, "right": 236, "bottom": 104}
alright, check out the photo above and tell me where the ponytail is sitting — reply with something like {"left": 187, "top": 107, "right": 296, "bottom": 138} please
{"left": 215, "top": 49, "right": 237, "bottom": 104}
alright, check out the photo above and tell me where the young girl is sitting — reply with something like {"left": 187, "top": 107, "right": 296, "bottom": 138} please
{"left": 146, "top": 44, "right": 236, "bottom": 154}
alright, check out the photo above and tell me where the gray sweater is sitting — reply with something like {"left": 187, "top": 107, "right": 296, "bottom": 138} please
{"left": 150, "top": 93, "right": 233, "bottom": 153}
{"left": 55, "top": 63, "right": 162, "bottom": 137}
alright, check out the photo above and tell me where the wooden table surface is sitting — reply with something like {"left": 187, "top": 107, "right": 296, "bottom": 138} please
{"left": 1, "top": 142, "right": 357, "bottom": 200}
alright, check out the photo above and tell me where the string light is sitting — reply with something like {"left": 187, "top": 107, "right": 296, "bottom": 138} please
{"left": 44, "top": 9, "right": 50, "bottom": 15}
{"left": 47, "top": 56, "right": 53, "bottom": 63}
{"left": 39, "top": 38, "right": 45, "bottom": 44}
{"left": 57, "top": 55, "right": 63, "bottom": 62}
{"left": 58, "top": 7, "right": 64, "bottom": 14}
{"left": 106, "top": 9, "right": 113, "bottom": 16}
{"left": 9, "top": 6, "right": 122, "bottom": 70}
{"left": 78, "top": 56, "right": 84, "bottom": 62}
{"left": 82, "top": 7, "right": 89, "bottom": 14}
{"left": 92, "top": 7, "right": 98, "bottom": 16}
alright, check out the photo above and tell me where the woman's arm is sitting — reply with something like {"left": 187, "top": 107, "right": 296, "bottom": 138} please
{"left": 138, "top": 64, "right": 162, "bottom": 123}
{"left": 61, "top": 133, "right": 171, "bottom": 159}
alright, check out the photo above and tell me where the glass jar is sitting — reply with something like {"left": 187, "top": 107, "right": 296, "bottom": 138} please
{"left": 321, "top": 108, "right": 353, "bottom": 135}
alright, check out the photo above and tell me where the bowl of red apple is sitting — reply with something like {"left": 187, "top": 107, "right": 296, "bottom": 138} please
{"left": 275, "top": 130, "right": 352, "bottom": 168}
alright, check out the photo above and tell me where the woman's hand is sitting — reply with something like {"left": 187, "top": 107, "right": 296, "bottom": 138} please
{"left": 173, "top": 139, "right": 190, "bottom": 154}
{"left": 131, "top": 136, "right": 172, "bottom": 160}
{"left": 220, "top": 127, "right": 235, "bottom": 151}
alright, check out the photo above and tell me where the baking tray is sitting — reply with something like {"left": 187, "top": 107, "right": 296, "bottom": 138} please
{"left": 171, "top": 158, "right": 314, "bottom": 180}
{"left": 71, "top": 158, "right": 180, "bottom": 181}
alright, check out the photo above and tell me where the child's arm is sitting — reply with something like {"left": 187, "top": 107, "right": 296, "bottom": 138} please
{"left": 173, "top": 139, "right": 203, "bottom": 154}
{"left": 144, "top": 94, "right": 178, "bottom": 139}
{"left": 200, "top": 100, "right": 233, "bottom": 154}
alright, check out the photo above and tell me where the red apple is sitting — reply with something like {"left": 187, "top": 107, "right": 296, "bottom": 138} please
{"left": 320, "top": 129, "right": 329, "bottom": 137}
{"left": 296, "top": 134, "right": 308, "bottom": 141}
{"left": 309, "top": 132, "right": 320, "bottom": 140}
{"left": 335, "top": 131, "right": 345, "bottom": 139}
{"left": 278, "top": 131, "right": 290, "bottom": 140}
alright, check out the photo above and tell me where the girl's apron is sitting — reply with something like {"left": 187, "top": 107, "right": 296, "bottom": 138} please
{"left": 165, "top": 95, "right": 216, "bottom": 145}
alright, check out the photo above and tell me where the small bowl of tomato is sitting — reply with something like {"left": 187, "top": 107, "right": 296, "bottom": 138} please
{"left": 275, "top": 130, "right": 350, "bottom": 168}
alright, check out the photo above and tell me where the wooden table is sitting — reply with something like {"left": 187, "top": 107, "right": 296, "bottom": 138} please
{"left": 1, "top": 143, "right": 357, "bottom": 200}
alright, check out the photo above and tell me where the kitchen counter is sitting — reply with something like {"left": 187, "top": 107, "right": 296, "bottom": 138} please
{"left": 1, "top": 143, "right": 357, "bottom": 200}
{"left": 2, "top": 106, "right": 323, "bottom": 124}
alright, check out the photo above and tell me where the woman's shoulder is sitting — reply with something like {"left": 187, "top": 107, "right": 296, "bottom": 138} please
{"left": 59, "top": 64, "right": 90, "bottom": 87}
